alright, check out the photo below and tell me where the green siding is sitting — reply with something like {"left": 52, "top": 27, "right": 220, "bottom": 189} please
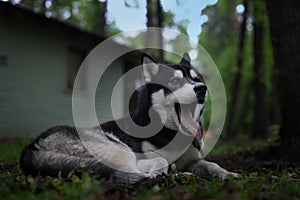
{"left": 0, "top": 10, "right": 124, "bottom": 138}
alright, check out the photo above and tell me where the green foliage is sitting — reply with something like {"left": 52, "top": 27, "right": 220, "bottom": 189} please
{"left": 199, "top": 0, "right": 275, "bottom": 136}
{"left": 106, "top": 21, "right": 122, "bottom": 37}
{"left": 163, "top": 11, "right": 176, "bottom": 27}
{"left": 50, "top": 0, "right": 107, "bottom": 34}
{"left": 0, "top": 164, "right": 102, "bottom": 199}
{"left": 267, "top": 124, "right": 280, "bottom": 145}
{"left": 0, "top": 139, "right": 30, "bottom": 163}
{"left": 124, "top": 0, "right": 139, "bottom": 9}
{"left": 210, "top": 134, "right": 265, "bottom": 155}
{"left": 163, "top": 8, "right": 190, "bottom": 36}
{"left": 12, "top": 0, "right": 121, "bottom": 37}
{"left": 168, "top": 164, "right": 198, "bottom": 187}
{"left": 176, "top": 19, "right": 189, "bottom": 35}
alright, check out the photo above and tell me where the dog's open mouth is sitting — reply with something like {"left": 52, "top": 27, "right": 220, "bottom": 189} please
{"left": 175, "top": 102, "right": 202, "bottom": 141}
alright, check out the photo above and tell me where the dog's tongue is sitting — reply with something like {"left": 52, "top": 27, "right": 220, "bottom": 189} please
{"left": 180, "top": 107, "right": 202, "bottom": 141}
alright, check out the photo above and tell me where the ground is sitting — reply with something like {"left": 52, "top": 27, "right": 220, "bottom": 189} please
{"left": 0, "top": 136, "right": 300, "bottom": 200}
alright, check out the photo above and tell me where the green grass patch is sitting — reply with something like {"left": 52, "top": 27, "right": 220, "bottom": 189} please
{"left": 134, "top": 170, "right": 300, "bottom": 200}
{"left": 209, "top": 135, "right": 265, "bottom": 156}
{"left": 0, "top": 139, "right": 30, "bottom": 163}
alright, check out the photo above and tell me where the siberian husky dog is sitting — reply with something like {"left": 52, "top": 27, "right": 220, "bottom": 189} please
{"left": 20, "top": 53, "right": 239, "bottom": 183}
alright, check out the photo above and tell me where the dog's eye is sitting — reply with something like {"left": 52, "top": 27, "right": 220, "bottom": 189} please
{"left": 170, "top": 78, "right": 181, "bottom": 85}
{"left": 193, "top": 77, "right": 201, "bottom": 82}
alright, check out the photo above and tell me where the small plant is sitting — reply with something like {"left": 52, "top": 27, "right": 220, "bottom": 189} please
{"left": 268, "top": 124, "right": 280, "bottom": 145}
{"left": 167, "top": 163, "right": 198, "bottom": 187}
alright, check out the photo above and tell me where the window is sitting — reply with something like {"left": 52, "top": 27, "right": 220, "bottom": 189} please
{"left": 67, "top": 47, "right": 86, "bottom": 90}
{"left": 0, "top": 55, "right": 8, "bottom": 68}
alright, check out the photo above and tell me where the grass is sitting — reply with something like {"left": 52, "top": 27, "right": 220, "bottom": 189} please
{"left": 0, "top": 138, "right": 300, "bottom": 200}
{"left": 0, "top": 139, "right": 31, "bottom": 163}
{"left": 209, "top": 134, "right": 266, "bottom": 156}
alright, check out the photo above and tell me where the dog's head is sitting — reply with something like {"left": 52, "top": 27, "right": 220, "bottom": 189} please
{"left": 142, "top": 53, "right": 207, "bottom": 140}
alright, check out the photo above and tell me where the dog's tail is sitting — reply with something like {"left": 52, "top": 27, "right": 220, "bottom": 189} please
{"left": 20, "top": 134, "right": 145, "bottom": 183}
{"left": 20, "top": 144, "right": 145, "bottom": 184}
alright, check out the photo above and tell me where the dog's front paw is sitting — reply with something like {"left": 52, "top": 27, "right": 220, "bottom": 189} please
{"left": 228, "top": 172, "right": 241, "bottom": 179}
{"left": 219, "top": 171, "right": 241, "bottom": 180}
{"left": 137, "top": 157, "right": 169, "bottom": 178}
{"left": 182, "top": 172, "right": 194, "bottom": 176}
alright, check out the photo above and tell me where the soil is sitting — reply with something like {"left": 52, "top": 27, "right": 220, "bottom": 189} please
{"left": 208, "top": 144, "right": 300, "bottom": 173}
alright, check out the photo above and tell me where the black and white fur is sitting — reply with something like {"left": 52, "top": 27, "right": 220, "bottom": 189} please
{"left": 20, "top": 53, "right": 239, "bottom": 183}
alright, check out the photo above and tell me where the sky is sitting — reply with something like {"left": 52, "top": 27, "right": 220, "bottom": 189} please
{"left": 107, "top": 0, "right": 218, "bottom": 42}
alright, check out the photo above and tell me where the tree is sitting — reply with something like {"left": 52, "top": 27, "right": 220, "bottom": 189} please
{"left": 200, "top": 0, "right": 275, "bottom": 138}
{"left": 144, "top": 0, "right": 164, "bottom": 60}
{"left": 266, "top": 0, "right": 300, "bottom": 149}
{"left": 199, "top": 0, "right": 244, "bottom": 136}
{"left": 251, "top": 0, "right": 268, "bottom": 138}
{"left": 226, "top": 0, "right": 248, "bottom": 137}
{"left": 92, "top": 0, "right": 107, "bottom": 36}
{"left": 145, "top": 0, "right": 154, "bottom": 49}
{"left": 156, "top": 0, "right": 163, "bottom": 60}
{"left": 19, "top": 0, "right": 46, "bottom": 12}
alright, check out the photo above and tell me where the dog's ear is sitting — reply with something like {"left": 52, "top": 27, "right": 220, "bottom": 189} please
{"left": 142, "top": 54, "right": 159, "bottom": 82}
{"left": 180, "top": 52, "right": 191, "bottom": 65}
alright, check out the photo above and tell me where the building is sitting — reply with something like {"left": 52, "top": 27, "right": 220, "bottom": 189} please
{"left": 0, "top": 2, "right": 140, "bottom": 138}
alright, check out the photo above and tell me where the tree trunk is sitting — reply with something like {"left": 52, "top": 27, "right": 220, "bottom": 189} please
{"left": 251, "top": 0, "right": 268, "bottom": 138}
{"left": 266, "top": 0, "right": 300, "bottom": 147}
{"left": 156, "top": 0, "right": 163, "bottom": 60}
{"left": 99, "top": 0, "right": 107, "bottom": 36}
{"left": 145, "top": 0, "right": 154, "bottom": 48}
{"left": 146, "top": 0, "right": 154, "bottom": 27}
{"left": 93, "top": 0, "right": 107, "bottom": 36}
{"left": 226, "top": 0, "right": 248, "bottom": 137}
{"left": 41, "top": 0, "right": 47, "bottom": 15}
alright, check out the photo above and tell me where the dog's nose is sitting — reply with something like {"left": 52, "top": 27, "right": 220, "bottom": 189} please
{"left": 194, "top": 83, "right": 207, "bottom": 97}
